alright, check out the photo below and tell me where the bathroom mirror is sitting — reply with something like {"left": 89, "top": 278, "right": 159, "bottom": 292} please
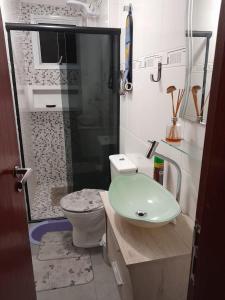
{"left": 180, "top": 0, "right": 221, "bottom": 124}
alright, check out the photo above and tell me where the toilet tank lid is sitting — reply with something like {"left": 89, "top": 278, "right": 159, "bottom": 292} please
{"left": 109, "top": 154, "right": 137, "bottom": 173}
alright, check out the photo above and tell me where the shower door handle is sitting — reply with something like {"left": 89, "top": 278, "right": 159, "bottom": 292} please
{"left": 14, "top": 166, "right": 32, "bottom": 192}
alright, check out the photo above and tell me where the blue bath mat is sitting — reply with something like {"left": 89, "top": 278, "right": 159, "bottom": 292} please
{"left": 29, "top": 219, "right": 72, "bottom": 245}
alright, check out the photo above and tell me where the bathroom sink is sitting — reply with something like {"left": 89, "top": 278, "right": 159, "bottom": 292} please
{"left": 108, "top": 173, "right": 181, "bottom": 228}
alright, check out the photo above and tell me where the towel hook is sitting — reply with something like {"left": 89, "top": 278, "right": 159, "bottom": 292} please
{"left": 150, "top": 62, "right": 162, "bottom": 82}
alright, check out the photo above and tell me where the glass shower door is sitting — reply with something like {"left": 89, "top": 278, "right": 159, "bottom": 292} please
{"left": 7, "top": 25, "right": 120, "bottom": 222}
{"left": 62, "top": 32, "right": 120, "bottom": 192}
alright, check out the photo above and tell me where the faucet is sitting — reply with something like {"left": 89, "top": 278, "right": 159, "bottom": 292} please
{"left": 146, "top": 140, "right": 182, "bottom": 203}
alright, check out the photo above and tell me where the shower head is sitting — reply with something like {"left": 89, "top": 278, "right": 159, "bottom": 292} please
{"left": 67, "top": 0, "right": 100, "bottom": 17}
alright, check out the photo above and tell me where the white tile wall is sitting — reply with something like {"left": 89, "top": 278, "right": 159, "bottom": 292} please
{"left": 109, "top": 0, "right": 207, "bottom": 222}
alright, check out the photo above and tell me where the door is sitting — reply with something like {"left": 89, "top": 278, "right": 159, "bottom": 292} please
{"left": 187, "top": 1, "right": 225, "bottom": 299}
{"left": 0, "top": 10, "right": 36, "bottom": 300}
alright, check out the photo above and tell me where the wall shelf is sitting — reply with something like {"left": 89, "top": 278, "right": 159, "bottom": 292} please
{"left": 27, "top": 85, "right": 80, "bottom": 112}
{"left": 162, "top": 139, "right": 203, "bottom": 161}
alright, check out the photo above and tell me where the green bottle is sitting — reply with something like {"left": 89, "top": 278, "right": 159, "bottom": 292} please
{"left": 153, "top": 156, "right": 164, "bottom": 185}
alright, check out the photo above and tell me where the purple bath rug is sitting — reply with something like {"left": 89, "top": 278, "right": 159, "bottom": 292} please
{"left": 29, "top": 219, "right": 72, "bottom": 245}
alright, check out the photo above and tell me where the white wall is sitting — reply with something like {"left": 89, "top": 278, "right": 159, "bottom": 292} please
{"left": 109, "top": 0, "right": 207, "bottom": 222}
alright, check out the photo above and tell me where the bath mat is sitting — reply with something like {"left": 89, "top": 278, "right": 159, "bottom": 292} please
{"left": 29, "top": 220, "right": 72, "bottom": 245}
{"left": 32, "top": 256, "right": 93, "bottom": 292}
{"left": 38, "top": 231, "right": 87, "bottom": 260}
{"left": 33, "top": 231, "right": 93, "bottom": 291}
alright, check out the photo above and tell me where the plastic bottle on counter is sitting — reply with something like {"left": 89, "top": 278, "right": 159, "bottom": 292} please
{"left": 153, "top": 156, "right": 164, "bottom": 185}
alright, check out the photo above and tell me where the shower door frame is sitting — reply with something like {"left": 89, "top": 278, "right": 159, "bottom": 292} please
{"left": 6, "top": 22, "right": 121, "bottom": 223}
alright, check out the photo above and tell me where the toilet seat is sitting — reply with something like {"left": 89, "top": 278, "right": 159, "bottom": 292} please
{"left": 60, "top": 189, "right": 104, "bottom": 213}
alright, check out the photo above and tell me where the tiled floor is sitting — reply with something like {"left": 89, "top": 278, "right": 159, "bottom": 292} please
{"left": 30, "top": 243, "right": 121, "bottom": 300}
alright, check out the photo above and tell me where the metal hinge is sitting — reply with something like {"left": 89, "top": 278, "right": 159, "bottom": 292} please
{"left": 190, "top": 223, "right": 201, "bottom": 285}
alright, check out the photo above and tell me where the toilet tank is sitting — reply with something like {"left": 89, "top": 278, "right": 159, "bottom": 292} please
{"left": 109, "top": 154, "right": 137, "bottom": 180}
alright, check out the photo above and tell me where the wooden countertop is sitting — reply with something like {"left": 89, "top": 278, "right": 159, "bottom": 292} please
{"left": 100, "top": 192, "right": 194, "bottom": 266}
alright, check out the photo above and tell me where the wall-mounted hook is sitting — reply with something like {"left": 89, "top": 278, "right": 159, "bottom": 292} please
{"left": 150, "top": 62, "right": 162, "bottom": 82}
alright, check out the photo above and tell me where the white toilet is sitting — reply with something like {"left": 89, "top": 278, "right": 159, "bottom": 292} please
{"left": 60, "top": 155, "right": 136, "bottom": 248}
{"left": 60, "top": 189, "right": 105, "bottom": 248}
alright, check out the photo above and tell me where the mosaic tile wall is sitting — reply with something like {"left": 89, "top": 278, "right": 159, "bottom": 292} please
{"left": 31, "top": 111, "right": 68, "bottom": 185}
{"left": 18, "top": 2, "right": 81, "bottom": 186}
{"left": 19, "top": 2, "right": 83, "bottom": 86}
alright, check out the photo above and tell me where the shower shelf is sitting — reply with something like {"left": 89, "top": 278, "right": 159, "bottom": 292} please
{"left": 27, "top": 85, "right": 80, "bottom": 112}
{"left": 162, "top": 139, "right": 203, "bottom": 161}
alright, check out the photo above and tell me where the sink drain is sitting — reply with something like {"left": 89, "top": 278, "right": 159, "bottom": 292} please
{"left": 136, "top": 210, "right": 147, "bottom": 217}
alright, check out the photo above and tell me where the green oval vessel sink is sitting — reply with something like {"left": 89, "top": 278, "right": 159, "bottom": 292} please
{"left": 109, "top": 173, "right": 181, "bottom": 228}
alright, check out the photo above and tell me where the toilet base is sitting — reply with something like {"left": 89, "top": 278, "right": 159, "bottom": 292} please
{"left": 62, "top": 207, "right": 106, "bottom": 248}
{"left": 71, "top": 213, "right": 105, "bottom": 248}
{"left": 72, "top": 228, "right": 104, "bottom": 248}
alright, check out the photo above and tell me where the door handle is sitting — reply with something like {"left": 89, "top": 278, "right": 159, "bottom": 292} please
{"left": 14, "top": 166, "right": 32, "bottom": 192}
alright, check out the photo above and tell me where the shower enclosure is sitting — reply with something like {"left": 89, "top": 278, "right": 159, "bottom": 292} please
{"left": 6, "top": 23, "right": 120, "bottom": 222}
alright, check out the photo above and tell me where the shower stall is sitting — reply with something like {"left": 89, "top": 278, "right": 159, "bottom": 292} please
{"left": 6, "top": 23, "right": 120, "bottom": 222}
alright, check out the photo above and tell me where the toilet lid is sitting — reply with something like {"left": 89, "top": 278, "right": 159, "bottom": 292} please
{"left": 60, "top": 189, "right": 104, "bottom": 213}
